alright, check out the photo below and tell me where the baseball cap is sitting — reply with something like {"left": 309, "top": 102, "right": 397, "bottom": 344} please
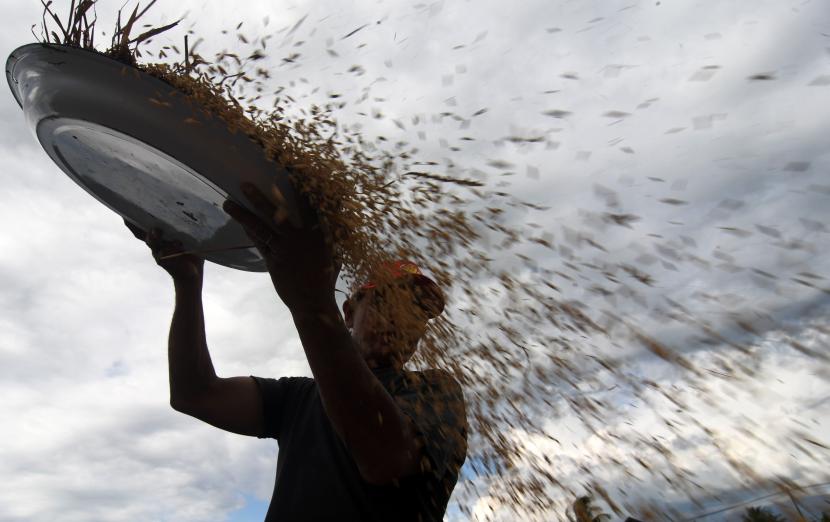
{"left": 352, "top": 260, "right": 445, "bottom": 318}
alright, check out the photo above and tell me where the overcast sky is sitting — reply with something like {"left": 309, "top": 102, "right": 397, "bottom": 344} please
{"left": 2, "top": 0, "right": 830, "bottom": 520}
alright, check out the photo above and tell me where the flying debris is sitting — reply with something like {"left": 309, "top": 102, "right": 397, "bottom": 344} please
{"left": 748, "top": 72, "right": 776, "bottom": 80}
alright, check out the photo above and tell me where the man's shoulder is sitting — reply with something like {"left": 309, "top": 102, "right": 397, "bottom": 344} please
{"left": 397, "top": 369, "right": 466, "bottom": 422}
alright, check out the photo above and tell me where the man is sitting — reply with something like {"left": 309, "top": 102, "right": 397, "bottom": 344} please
{"left": 124, "top": 181, "right": 467, "bottom": 521}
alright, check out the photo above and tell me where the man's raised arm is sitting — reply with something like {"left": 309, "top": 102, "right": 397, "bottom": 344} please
{"left": 124, "top": 221, "right": 265, "bottom": 437}
{"left": 291, "top": 297, "right": 423, "bottom": 485}
{"left": 223, "top": 188, "right": 424, "bottom": 485}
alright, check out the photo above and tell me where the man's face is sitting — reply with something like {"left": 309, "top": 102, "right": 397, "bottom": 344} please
{"left": 344, "top": 280, "right": 433, "bottom": 368}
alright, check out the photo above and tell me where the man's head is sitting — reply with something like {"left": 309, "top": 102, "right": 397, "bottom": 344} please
{"left": 343, "top": 261, "right": 444, "bottom": 369}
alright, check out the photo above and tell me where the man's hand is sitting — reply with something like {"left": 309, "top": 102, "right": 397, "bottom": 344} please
{"left": 222, "top": 182, "right": 339, "bottom": 310}
{"left": 123, "top": 219, "right": 204, "bottom": 284}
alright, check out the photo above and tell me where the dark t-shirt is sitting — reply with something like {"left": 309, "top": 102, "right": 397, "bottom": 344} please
{"left": 251, "top": 366, "right": 468, "bottom": 522}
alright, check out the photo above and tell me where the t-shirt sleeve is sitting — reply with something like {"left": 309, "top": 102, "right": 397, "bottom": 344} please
{"left": 396, "top": 370, "right": 468, "bottom": 479}
{"left": 250, "top": 375, "right": 307, "bottom": 440}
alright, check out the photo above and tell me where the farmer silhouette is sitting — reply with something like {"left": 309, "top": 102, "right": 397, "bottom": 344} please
{"left": 125, "top": 182, "right": 467, "bottom": 521}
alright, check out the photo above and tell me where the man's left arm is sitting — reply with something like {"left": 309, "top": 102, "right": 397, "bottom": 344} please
{"left": 224, "top": 184, "right": 428, "bottom": 485}
{"left": 291, "top": 299, "right": 434, "bottom": 484}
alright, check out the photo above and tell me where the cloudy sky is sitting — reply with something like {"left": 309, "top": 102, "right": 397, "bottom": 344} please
{"left": 2, "top": 0, "right": 830, "bottom": 520}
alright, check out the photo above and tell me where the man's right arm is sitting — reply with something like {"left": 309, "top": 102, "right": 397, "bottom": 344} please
{"left": 124, "top": 221, "right": 267, "bottom": 438}
{"left": 167, "top": 276, "right": 266, "bottom": 438}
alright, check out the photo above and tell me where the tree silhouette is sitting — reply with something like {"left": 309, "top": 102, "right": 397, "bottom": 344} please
{"left": 741, "top": 506, "right": 785, "bottom": 522}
